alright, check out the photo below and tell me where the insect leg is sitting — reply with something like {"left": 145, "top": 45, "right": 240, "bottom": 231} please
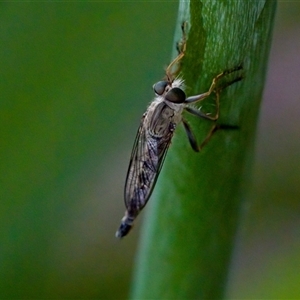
{"left": 185, "top": 91, "right": 219, "bottom": 121}
{"left": 182, "top": 90, "right": 219, "bottom": 151}
{"left": 165, "top": 52, "right": 185, "bottom": 82}
{"left": 182, "top": 118, "right": 199, "bottom": 152}
{"left": 183, "top": 90, "right": 238, "bottom": 152}
{"left": 184, "top": 65, "right": 243, "bottom": 104}
{"left": 166, "top": 22, "right": 188, "bottom": 81}
{"left": 198, "top": 122, "right": 239, "bottom": 151}
{"left": 182, "top": 117, "right": 219, "bottom": 152}
{"left": 197, "top": 123, "right": 218, "bottom": 150}
{"left": 183, "top": 66, "right": 243, "bottom": 151}
{"left": 216, "top": 74, "right": 244, "bottom": 93}
{"left": 176, "top": 21, "right": 188, "bottom": 54}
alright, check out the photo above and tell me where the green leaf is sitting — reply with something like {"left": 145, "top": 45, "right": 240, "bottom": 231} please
{"left": 131, "top": 1, "right": 277, "bottom": 299}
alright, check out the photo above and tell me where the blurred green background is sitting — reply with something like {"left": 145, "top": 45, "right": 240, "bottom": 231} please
{"left": 0, "top": 2, "right": 299, "bottom": 299}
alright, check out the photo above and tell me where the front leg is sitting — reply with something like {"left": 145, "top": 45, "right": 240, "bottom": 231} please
{"left": 184, "top": 65, "right": 243, "bottom": 104}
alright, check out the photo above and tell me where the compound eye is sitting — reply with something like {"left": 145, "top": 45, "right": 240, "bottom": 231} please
{"left": 165, "top": 87, "right": 186, "bottom": 103}
{"left": 153, "top": 81, "right": 168, "bottom": 95}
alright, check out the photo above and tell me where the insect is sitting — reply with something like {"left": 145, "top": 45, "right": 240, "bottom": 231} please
{"left": 116, "top": 23, "right": 243, "bottom": 238}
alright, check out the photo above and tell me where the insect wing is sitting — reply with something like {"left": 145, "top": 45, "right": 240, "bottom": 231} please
{"left": 124, "top": 115, "right": 173, "bottom": 216}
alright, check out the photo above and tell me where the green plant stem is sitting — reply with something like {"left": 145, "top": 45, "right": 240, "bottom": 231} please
{"left": 131, "top": 1, "right": 276, "bottom": 299}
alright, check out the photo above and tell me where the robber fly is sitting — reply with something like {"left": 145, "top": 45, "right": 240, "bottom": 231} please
{"left": 116, "top": 23, "right": 242, "bottom": 238}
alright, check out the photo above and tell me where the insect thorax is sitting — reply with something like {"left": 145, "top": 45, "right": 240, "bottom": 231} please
{"left": 146, "top": 100, "right": 182, "bottom": 138}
